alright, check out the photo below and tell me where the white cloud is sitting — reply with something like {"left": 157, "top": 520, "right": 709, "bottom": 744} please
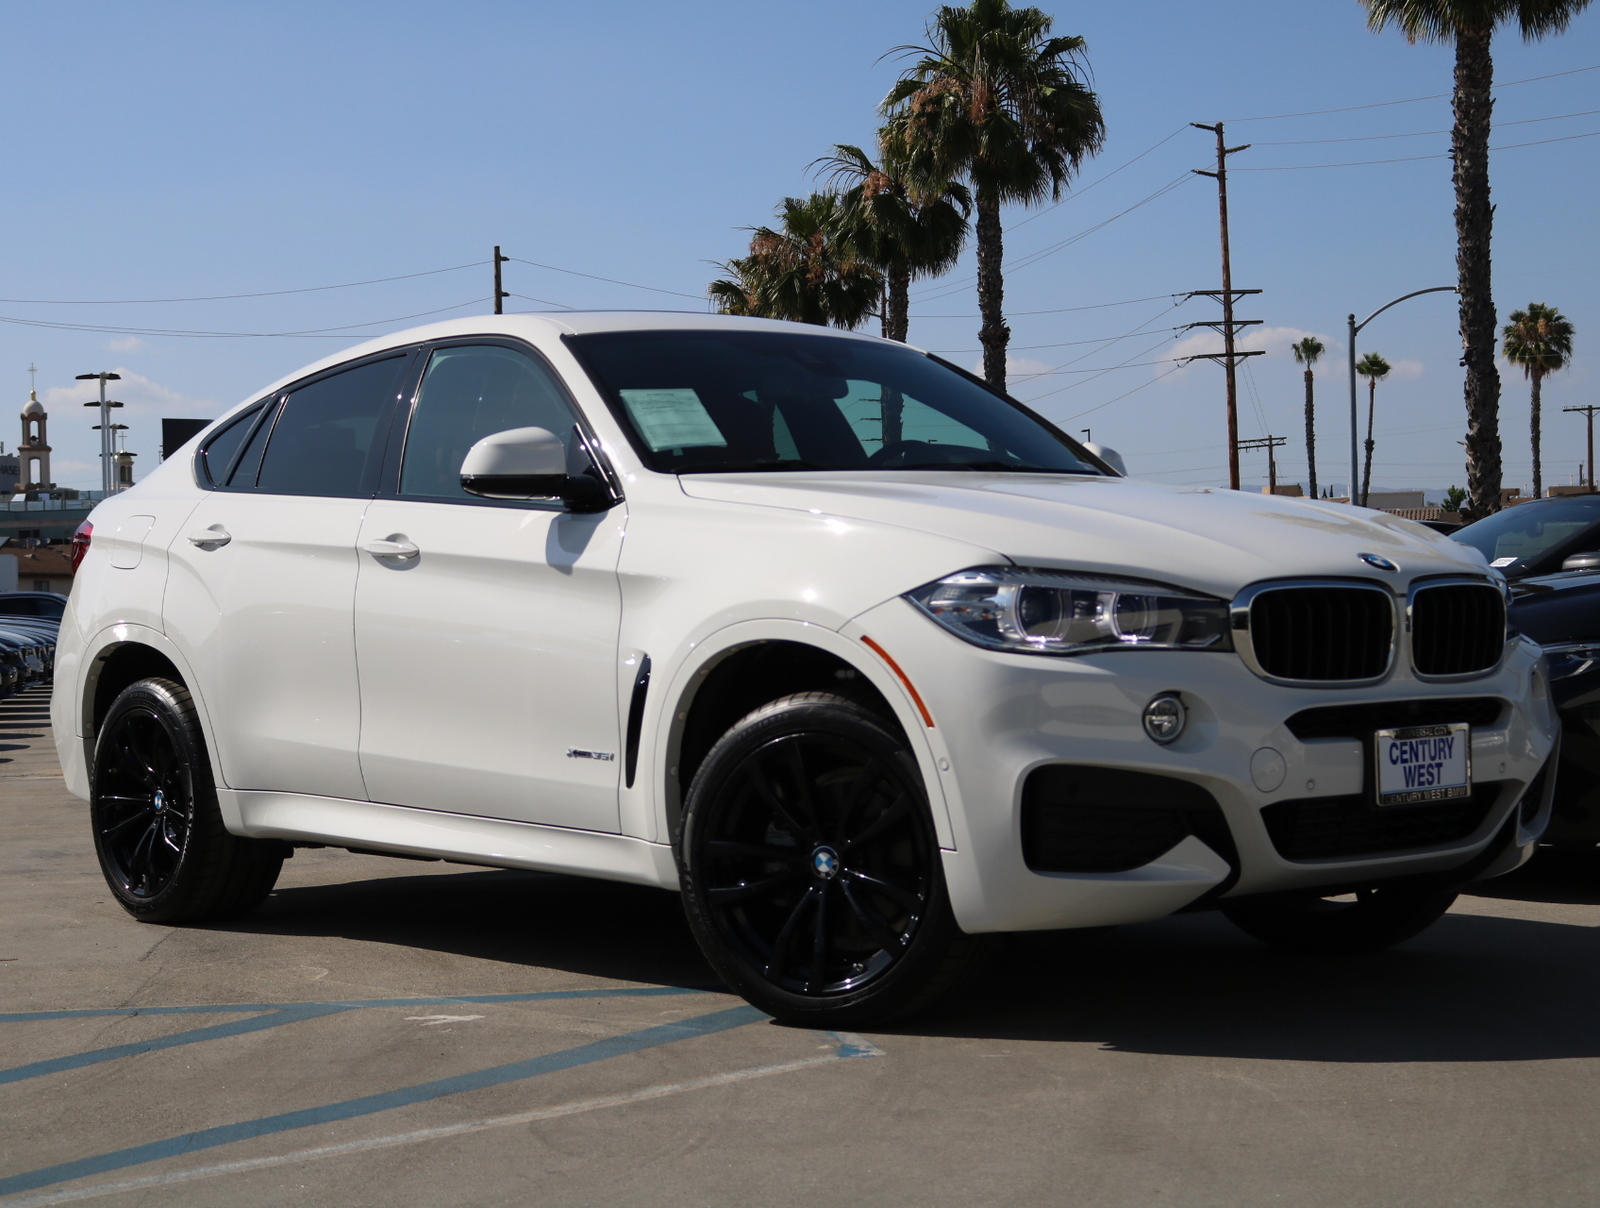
{"left": 971, "top": 353, "right": 1055, "bottom": 380}
{"left": 1167, "top": 325, "right": 1341, "bottom": 373}
{"left": 42, "top": 369, "right": 217, "bottom": 420}
{"left": 1388, "top": 358, "right": 1424, "bottom": 381}
{"left": 104, "top": 337, "right": 148, "bottom": 353}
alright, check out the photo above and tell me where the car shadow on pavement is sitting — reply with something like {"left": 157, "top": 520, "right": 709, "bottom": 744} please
{"left": 1467, "top": 845, "right": 1600, "bottom": 906}
{"left": 908, "top": 867, "right": 1600, "bottom": 1060}
{"left": 219, "top": 855, "right": 1600, "bottom": 1062}
{"left": 224, "top": 867, "right": 718, "bottom": 990}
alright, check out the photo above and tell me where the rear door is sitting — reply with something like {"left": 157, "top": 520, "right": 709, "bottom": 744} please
{"left": 164, "top": 352, "right": 414, "bottom": 799}
{"left": 352, "top": 340, "right": 626, "bottom": 831}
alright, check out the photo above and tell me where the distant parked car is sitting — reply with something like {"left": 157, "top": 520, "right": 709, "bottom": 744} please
{"left": 1452, "top": 502, "right": 1600, "bottom": 847}
{"left": 0, "top": 591, "right": 68, "bottom": 619}
{"left": 1451, "top": 493, "right": 1600, "bottom": 578}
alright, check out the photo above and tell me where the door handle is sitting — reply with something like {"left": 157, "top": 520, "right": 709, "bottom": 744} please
{"left": 361, "top": 537, "right": 420, "bottom": 559}
{"left": 188, "top": 528, "right": 231, "bottom": 547}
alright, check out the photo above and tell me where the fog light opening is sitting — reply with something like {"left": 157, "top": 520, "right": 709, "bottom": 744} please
{"left": 1143, "top": 694, "right": 1186, "bottom": 745}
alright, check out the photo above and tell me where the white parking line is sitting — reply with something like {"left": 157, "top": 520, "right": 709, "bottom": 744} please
{"left": 4, "top": 1045, "right": 879, "bottom": 1207}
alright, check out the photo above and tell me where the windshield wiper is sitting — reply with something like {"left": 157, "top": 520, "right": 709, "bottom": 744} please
{"left": 890, "top": 460, "right": 1091, "bottom": 475}
{"left": 677, "top": 459, "right": 837, "bottom": 474}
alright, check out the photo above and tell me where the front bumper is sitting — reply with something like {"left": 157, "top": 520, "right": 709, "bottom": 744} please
{"left": 851, "top": 598, "right": 1559, "bottom": 934}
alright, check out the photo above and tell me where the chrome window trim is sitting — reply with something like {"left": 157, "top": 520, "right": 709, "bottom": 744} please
{"left": 1229, "top": 578, "right": 1398, "bottom": 688}
{"left": 1406, "top": 574, "right": 1510, "bottom": 682}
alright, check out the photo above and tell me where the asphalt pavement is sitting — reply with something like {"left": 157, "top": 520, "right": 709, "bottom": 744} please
{"left": 5, "top": 682, "right": 1600, "bottom": 1207}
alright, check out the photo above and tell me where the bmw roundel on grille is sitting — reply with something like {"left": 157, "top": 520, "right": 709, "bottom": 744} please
{"left": 1359, "top": 553, "right": 1400, "bottom": 573}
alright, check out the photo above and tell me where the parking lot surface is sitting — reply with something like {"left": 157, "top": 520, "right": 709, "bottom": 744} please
{"left": 6, "top": 683, "right": 1600, "bottom": 1207}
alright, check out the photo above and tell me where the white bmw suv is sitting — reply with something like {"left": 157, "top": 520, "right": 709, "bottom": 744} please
{"left": 56, "top": 312, "right": 1557, "bottom": 1024}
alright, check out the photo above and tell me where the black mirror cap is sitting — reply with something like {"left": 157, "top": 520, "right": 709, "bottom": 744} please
{"left": 1561, "top": 552, "right": 1600, "bottom": 573}
{"left": 459, "top": 470, "right": 616, "bottom": 513}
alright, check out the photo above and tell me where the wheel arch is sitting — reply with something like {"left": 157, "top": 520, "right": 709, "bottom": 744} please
{"left": 76, "top": 627, "right": 232, "bottom": 820}
{"left": 638, "top": 622, "right": 955, "bottom": 849}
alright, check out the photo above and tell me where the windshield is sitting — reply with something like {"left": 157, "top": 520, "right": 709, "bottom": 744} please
{"left": 566, "top": 329, "right": 1103, "bottom": 475}
{"left": 1452, "top": 495, "right": 1600, "bottom": 567}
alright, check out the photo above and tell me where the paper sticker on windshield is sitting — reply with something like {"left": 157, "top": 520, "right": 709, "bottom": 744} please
{"left": 619, "top": 388, "right": 726, "bottom": 451}
{"left": 1491, "top": 556, "right": 1517, "bottom": 567}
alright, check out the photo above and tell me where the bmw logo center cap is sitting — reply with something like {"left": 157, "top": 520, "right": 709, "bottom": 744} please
{"left": 152, "top": 790, "right": 166, "bottom": 812}
{"left": 811, "top": 847, "right": 840, "bottom": 880}
{"left": 1359, "top": 553, "right": 1399, "bottom": 573}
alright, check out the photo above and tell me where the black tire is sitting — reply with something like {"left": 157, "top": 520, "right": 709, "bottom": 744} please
{"left": 1220, "top": 880, "right": 1458, "bottom": 955}
{"left": 90, "top": 677, "right": 284, "bottom": 923}
{"left": 678, "top": 692, "right": 982, "bottom": 1027}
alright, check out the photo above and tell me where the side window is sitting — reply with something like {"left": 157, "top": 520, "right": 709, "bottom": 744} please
{"left": 255, "top": 355, "right": 408, "bottom": 497}
{"left": 197, "top": 404, "right": 263, "bottom": 486}
{"left": 398, "top": 345, "right": 580, "bottom": 501}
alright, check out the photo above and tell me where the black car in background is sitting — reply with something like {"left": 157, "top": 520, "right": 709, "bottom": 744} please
{"left": 1452, "top": 498, "right": 1600, "bottom": 845}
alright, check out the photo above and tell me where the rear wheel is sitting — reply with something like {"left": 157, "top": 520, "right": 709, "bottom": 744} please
{"left": 679, "top": 693, "right": 981, "bottom": 1026}
{"left": 91, "top": 677, "right": 284, "bottom": 923}
{"left": 1221, "top": 880, "right": 1457, "bottom": 955}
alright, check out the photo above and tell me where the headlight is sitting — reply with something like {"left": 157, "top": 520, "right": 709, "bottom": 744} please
{"left": 906, "top": 567, "right": 1233, "bottom": 656}
{"left": 1544, "top": 642, "right": 1600, "bottom": 682}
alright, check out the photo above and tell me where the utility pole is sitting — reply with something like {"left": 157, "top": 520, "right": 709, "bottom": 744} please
{"left": 1191, "top": 122, "right": 1259, "bottom": 490}
{"left": 75, "top": 371, "right": 122, "bottom": 494}
{"left": 1565, "top": 405, "right": 1600, "bottom": 491}
{"left": 493, "top": 246, "right": 510, "bottom": 315}
{"left": 1238, "top": 435, "right": 1287, "bottom": 495}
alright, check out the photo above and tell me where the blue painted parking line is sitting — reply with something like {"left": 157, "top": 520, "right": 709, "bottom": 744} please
{"left": 0, "top": 1004, "right": 764, "bottom": 1199}
{"left": 0, "top": 987, "right": 704, "bottom": 1086}
{"left": 0, "top": 984, "right": 699, "bottom": 1024}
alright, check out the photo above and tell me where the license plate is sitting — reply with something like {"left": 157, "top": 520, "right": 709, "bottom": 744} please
{"left": 1375, "top": 723, "right": 1472, "bottom": 805}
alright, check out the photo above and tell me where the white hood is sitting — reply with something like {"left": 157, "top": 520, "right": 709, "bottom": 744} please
{"left": 679, "top": 472, "right": 1490, "bottom": 599}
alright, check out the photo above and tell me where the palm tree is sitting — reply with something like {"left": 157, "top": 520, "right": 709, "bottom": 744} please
{"left": 812, "top": 143, "right": 970, "bottom": 343}
{"left": 1356, "top": 352, "right": 1392, "bottom": 507}
{"left": 1360, "top": 0, "right": 1592, "bottom": 520}
{"left": 1291, "top": 337, "right": 1326, "bottom": 500}
{"left": 707, "top": 194, "right": 882, "bottom": 329}
{"left": 1502, "top": 302, "right": 1575, "bottom": 500}
{"left": 883, "top": 0, "right": 1105, "bottom": 391}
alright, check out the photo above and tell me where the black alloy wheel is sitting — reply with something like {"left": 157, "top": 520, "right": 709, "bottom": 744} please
{"left": 1220, "top": 880, "right": 1459, "bottom": 955}
{"left": 96, "top": 700, "right": 194, "bottom": 900}
{"left": 680, "top": 693, "right": 979, "bottom": 1025}
{"left": 91, "top": 677, "right": 285, "bottom": 923}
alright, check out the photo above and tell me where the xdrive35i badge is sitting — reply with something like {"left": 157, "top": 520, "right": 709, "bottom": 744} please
{"left": 1360, "top": 553, "right": 1400, "bottom": 573}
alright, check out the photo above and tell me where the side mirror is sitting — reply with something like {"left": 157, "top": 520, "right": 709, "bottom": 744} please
{"left": 459, "top": 426, "right": 613, "bottom": 512}
{"left": 1561, "top": 552, "right": 1600, "bottom": 573}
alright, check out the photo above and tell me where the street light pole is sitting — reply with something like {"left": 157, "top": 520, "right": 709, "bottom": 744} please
{"left": 1346, "top": 288, "right": 1455, "bottom": 503}
{"left": 75, "top": 371, "right": 122, "bottom": 493}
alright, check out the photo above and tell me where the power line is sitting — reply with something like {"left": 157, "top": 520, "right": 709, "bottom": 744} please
{"left": 0, "top": 262, "right": 487, "bottom": 306}
{"left": 506, "top": 292, "right": 576, "bottom": 311}
{"left": 1234, "top": 128, "right": 1599, "bottom": 171}
{"left": 1008, "top": 126, "right": 1191, "bottom": 232}
{"left": 1224, "top": 63, "right": 1599, "bottom": 123}
{"left": 509, "top": 257, "right": 703, "bottom": 300}
{"left": 914, "top": 293, "right": 1181, "bottom": 320}
{"left": 1060, "top": 363, "right": 1188, "bottom": 423}
{"left": 911, "top": 173, "right": 1195, "bottom": 302}
{"left": 0, "top": 298, "right": 494, "bottom": 339}
{"left": 1252, "top": 107, "right": 1600, "bottom": 145}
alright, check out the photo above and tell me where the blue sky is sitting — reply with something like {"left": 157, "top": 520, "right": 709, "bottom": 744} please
{"left": 1, "top": 0, "right": 1595, "bottom": 497}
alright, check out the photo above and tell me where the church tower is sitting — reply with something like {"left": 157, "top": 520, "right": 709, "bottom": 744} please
{"left": 19, "top": 390, "right": 51, "bottom": 493}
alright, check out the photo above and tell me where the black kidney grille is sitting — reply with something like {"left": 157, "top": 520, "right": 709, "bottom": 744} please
{"left": 1248, "top": 587, "right": 1393, "bottom": 682}
{"left": 1411, "top": 583, "right": 1505, "bottom": 677}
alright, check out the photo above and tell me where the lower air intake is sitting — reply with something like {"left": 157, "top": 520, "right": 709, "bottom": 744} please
{"left": 1021, "top": 765, "right": 1236, "bottom": 873}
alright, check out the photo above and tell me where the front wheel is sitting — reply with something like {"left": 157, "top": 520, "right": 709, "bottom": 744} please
{"left": 679, "top": 693, "right": 982, "bottom": 1027}
{"left": 1220, "top": 880, "right": 1457, "bottom": 955}
{"left": 91, "top": 677, "right": 285, "bottom": 923}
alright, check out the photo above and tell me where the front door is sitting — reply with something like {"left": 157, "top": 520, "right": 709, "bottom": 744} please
{"left": 164, "top": 352, "right": 413, "bottom": 799}
{"left": 353, "top": 342, "right": 626, "bottom": 832}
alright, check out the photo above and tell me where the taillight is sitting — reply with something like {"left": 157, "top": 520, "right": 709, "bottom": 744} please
{"left": 69, "top": 521, "right": 92, "bottom": 573}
